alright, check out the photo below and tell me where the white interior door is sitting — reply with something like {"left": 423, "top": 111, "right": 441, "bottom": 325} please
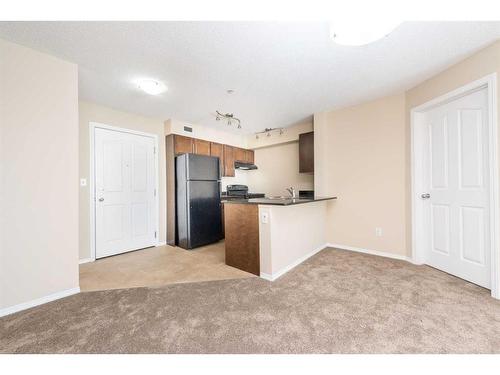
{"left": 422, "top": 88, "right": 491, "bottom": 288}
{"left": 94, "top": 127, "right": 156, "bottom": 259}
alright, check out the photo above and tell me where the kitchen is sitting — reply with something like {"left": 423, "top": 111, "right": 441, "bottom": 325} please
{"left": 79, "top": 116, "right": 330, "bottom": 292}
{"left": 165, "top": 120, "right": 336, "bottom": 280}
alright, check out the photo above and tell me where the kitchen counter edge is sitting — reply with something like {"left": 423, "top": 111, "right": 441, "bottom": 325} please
{"left": 222, "top": 196, "right": 337, "bottom": 206}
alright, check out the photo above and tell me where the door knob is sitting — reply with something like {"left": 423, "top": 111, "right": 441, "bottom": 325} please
{"left": 421, "top": 193, "right": 430, "bottom": 199}
{"left": 98, "top": 198, "right": 104, "bottom": 202}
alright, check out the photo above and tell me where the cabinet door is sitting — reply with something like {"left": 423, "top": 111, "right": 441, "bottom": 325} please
{"left": 245, "top": 149, "right": 254, "bottom": 164}
{"left": 210, "top": 142, "right": 224, "bottom": 177}
{"left": 194, "top": 139, "right": 211, "bottom": 156}
{"left": 223, "top": 145, "right": 235, "bottom": 177}
{"left": 234, "top": 147, "right": 246, "bottom": 162}
{"left": 174, "top": 135, "right": 193, "bottom": 155}
{"left": 299, "top": 131, "right": 314, "bottom": 173}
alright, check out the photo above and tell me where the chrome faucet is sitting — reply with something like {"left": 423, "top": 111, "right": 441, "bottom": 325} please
{"left": 286, "top": 187, "right": 296, "bottom": 198}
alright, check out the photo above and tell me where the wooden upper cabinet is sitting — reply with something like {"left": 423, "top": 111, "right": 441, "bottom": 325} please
{"left": 223, "top": 145, "right": 235, "bottom": 177}
{"left": 234, "top": 147, "right": 247, "bottom": 162}
{"left": 174, "top": 135, "right": 194, "bottom": 155}
{"left": 193, "top": 138, "right": 211, "bottom": 156}
{"left": 172, "top": 135, "right": 252, "bottom": 176}
{"left": 245, "top": 149, "right": 254, "bottom": 164}
{"left": 210, "top": 142, "right": 224, "bottom": 177}
{"left": 299, "top": 131, "right": 314, "bottom": 173}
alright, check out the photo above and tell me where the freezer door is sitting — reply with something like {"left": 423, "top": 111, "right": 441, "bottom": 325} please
{"left": 186, "top": 153, "right": 220, "bottom": 181}
{"left": 186, "top": 180, "right": 222, "bottom": 248}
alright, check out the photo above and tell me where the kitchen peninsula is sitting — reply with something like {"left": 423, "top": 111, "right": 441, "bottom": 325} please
{"left": 224, "top": 197, "right": 337, "bottom": 280}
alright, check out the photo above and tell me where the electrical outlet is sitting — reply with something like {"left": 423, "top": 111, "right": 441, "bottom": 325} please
{"left": 80, "top": 178, "right": 87, "bottom": 187}
{"left": 261, "top": 212, "right": 269, "bottom": 224}
{"left": 375, "top": 227, "right": 382, "bottom": 237}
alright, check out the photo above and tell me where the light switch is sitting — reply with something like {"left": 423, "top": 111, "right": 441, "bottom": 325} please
{"left": 261, "top": 212, "right": 269, "bottom": 224}
{"left": 80, "top": 178, "right": 87, "bottom": 187}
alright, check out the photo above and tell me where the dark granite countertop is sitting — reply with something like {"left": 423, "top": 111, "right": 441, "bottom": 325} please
{"left": 222, "top": 196, "right": 337, "bottom": 206}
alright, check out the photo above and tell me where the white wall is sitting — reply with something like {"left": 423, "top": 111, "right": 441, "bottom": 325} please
{"left": 247, "top": 141, "right": 314, "bottom": 196}
{"left": 0, "top": 39, "right": 79, "bottom": 313}
{"left": 79, "top": 101, "right": 166, "bottom": 260}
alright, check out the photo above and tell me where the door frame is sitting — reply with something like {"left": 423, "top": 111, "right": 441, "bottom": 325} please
{"left": 411, "top": 73, "right": 499, "bottom": 299}
{"left": 89, "top": 122, "right": 160, "bottom": 261}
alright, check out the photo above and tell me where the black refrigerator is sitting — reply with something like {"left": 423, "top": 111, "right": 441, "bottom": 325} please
{"left": 176, "top": 153, "right": 222, "bottom": 249}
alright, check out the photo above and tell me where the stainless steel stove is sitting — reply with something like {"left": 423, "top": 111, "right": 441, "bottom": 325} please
{"left": 223, "top": 184, "right": 265, "bottom": 200}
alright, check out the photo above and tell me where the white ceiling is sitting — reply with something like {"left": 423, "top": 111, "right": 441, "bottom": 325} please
{"left": 0, "top": 21, "right": 499, "bottom": 134}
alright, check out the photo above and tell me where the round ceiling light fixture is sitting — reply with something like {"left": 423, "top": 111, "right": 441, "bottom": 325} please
{"left": 137, "top": 79, "right": 167, "bottom": 95}
{"left": 330, "top": 20, "right": 400, "bottom": 46}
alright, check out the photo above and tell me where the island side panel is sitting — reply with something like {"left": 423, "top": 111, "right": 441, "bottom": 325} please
{"left": 224, "top": 203, "right": 260, "bottom": 275}
{"left": 264, "top": 201, "right": 328, "bottom": 278}
{"left": 258, "top": 205, "right": 272, "bottom": 278}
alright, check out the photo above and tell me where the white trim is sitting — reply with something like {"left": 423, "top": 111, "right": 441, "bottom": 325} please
{"left": 260, "top": 243, "right": 327, "bottom": 281}
{"left": 78, "top": 258, "right": 94, "bottom": 264}
{"left": 410, "top": 73, "right": 499, "bottom": 299}
{"left": 156, "top": 241, "right": 166, "bottom": 247}
{"left": 0, "top": 288, "right": 80, "bottom": 318}
{"left": 328, "top": 243, "right": 413, "bottom": 262}
{"left": 89, "top": 122, "right": 160, "bottom": 261}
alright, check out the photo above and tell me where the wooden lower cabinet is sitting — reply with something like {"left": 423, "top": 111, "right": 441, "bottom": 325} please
{"left": 224, "top": 203, "right": 260, "bottom": 275}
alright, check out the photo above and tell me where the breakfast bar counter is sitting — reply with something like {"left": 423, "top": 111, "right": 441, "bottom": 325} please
{"left": 223, "top": 196, "right": 336, "bottom": 206}
{"left": 224, "top": 197, "right": 337, "bottom": 279}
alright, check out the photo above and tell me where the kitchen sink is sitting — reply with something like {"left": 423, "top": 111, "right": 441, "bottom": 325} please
{"left": 264, "top": 196, "right": 309, "bottom": 201}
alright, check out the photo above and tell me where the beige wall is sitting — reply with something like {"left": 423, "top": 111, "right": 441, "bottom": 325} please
{"left": 246, "top": 120, "right": 314, "bottom": 195}
{"left": 79, "top": 101, "right": 166, "bottom": 260}
{"left": 0, "top": 39, "right": 79, "bottom": 311}
{"left": 246, "top": 120, "right": 313, "bottom": 149}
{"left": 405, "top": 40, "right": 500, "bottom": 256}
{"left": 315, "top": 94, "right": 407, "bottom": 255}
{"left": 314, "top": 40, "right": 500, "bottom": 258}
{"left": 247, "top": 141, "right": 314, "bottom": 196}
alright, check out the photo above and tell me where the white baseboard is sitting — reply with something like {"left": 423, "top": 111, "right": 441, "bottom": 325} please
{"left": 79, "top": 258, "right": 94, "bottom": 264}
{"left": 260, "top": 243, "right": 328, "bottom": 281}
{"left": 156, "top": 241, "right": 166, "bottom": 247}
{"left": 0, "top": 287, "right": 81, "bottom": 318}
{"left": 327, "top": 243, "right": 412, "bottom": 262}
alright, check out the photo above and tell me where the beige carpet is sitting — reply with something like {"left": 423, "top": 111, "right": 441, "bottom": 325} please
{"left": 2, "top": 248, "right": 500, "bottom": 353}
